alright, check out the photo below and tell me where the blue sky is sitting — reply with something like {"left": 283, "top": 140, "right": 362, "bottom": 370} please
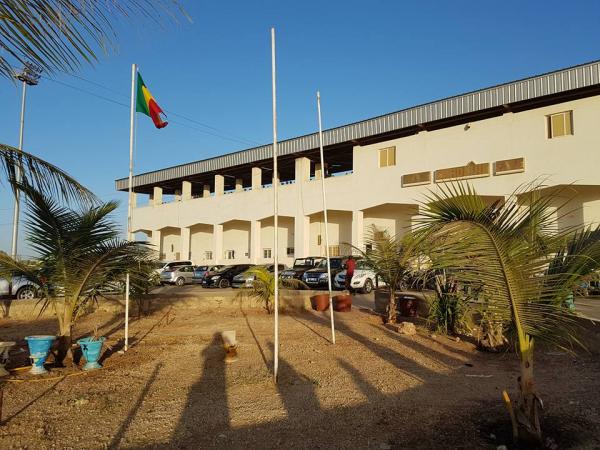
{"left": 1, "top": 0, "right": 600, "bottom": 256}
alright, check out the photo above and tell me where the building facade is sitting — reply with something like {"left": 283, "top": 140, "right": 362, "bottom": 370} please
{"left": 116, "top": 60, "right": 600, "bottom": 266}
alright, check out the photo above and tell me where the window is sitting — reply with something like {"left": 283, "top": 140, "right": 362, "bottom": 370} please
{"left": 287, "top": 247, "right": 294, "bottom": 256}
{"left": 378, "top": 146, "right": 396, "bottom": 167}
{"left": 225, "top": 250, "right": 235, "bottom": 260}
{"left": 204, "top": 251, "right": 213, "bottom": 260}
{"left": 547, "top": 111, "right": 573, "bottom": 138}
{"left": 317, "top": 235, "right": 322, "bottom": 246}
{"left": 263, "top": 248, "right": 272, "bottom": 258}
{"left": 328, "top": 245, "right": 340, "bottom": 257}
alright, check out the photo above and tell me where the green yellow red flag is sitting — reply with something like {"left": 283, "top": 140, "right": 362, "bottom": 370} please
{"left": 136, "top": 73, "right": 168, "bottom": 129}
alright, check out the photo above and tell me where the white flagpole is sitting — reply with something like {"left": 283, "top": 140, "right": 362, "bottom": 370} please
{"left": 271, "top": 27, "right": 280, "bottom": 383}
{"left": 124, "top": 63, "right": 137, "bottom": 352}
{"left": 317, "top": 91, "right": 336, "bottom": 344}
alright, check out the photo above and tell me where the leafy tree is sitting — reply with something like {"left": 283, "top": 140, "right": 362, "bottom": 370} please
{"left": 417, "top": 182, "right": 600, "bottom": 443}
{"left": 236, "top": 266, "right": 305, "bottom": 314}
{"left": 0, "top": 186, "right": 155, "bottom": 363}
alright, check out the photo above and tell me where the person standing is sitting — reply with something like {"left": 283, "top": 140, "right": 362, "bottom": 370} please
{"left": 345, "top": 255, "right": 356, "bottom": 292}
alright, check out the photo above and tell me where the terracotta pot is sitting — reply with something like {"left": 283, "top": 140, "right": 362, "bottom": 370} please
{"left": 310, "top": 294, "right": 330, "bottom": 311}
{"left": 333, "top": 294, "right": 352, "bottom": 312}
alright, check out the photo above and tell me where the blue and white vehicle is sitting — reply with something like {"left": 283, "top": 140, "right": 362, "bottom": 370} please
{"left": 333, "top": 260, "right": 385, "bottom": 294}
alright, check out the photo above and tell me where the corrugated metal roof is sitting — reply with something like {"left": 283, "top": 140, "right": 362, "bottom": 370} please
{"left": 116, "top": 60, "right": 600, "bottom": 191}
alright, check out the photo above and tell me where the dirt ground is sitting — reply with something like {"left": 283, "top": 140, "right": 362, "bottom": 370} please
{"left": 0, "top": 304, "right": 599, "bottom": 450}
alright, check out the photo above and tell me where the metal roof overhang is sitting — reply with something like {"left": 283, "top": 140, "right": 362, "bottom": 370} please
{"left": 116, "top": 60, "right": 600, "bottom": 194}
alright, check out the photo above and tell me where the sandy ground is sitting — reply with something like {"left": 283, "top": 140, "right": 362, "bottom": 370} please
{"left": 0, "top": 302, "right": 599, "bottom": 450}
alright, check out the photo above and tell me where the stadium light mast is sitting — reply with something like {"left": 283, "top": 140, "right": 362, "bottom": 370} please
{"left": 11, "top": 62, "right": 42, "bottom": 259}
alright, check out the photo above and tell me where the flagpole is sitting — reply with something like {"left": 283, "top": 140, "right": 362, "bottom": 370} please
{"left": 271, "top": 27, "right": 280, "bottom": 383}
{"left": 125, "top": 63, "right": 137, "bottom": 352}
{"left": 317, "top": 91, "right": 336, "bottom": 344}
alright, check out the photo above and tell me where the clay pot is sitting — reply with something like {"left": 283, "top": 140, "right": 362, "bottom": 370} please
{"left": 310, "top": 294, "right": 330, "bottom": 311}
{"left": 333, "top": 294, "right": 352, "bottom": 312}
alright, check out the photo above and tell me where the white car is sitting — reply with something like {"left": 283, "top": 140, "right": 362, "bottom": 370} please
{"left": 153, "top": 260, "right": 193, "bottom": 275}
{"left": 333, "top": 260, "right": 385, "bottom": 293}
{"left": 0, "top": 276, "right": 38, "bottom": 300}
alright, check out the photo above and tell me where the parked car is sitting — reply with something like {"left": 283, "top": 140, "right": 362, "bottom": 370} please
{"left": 333, "top": 260, "right": 385, "bottom": 293}
{"left": 280, "top": 257, "right": 325, "bottom": 281}
{"left": 0, "top": 276, "right": 38, "bottom": 300}
{"left": 302, "top": 256, "right": 351, "bottom": 289}
{"left": 192, "top": 265, "right": 224, "bottom": 283}
{"left": 232, "top": 264, "right": 287, "bottom": 288}
{"left": 160, "top": 265, "right": 197, "bottom": 286}
{"left": 202, "top": 264, "right": 254, "bottom": 288}
{"left": 153, "top": 260, "right": 193, "bottom": 275}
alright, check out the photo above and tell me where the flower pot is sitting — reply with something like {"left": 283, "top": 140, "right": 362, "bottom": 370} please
{"left": 310, "top": 294, "right": 330, "bottom": 311}
{"left": 333, "top": 294, "right": 352, "bottom": 312}
{"left": 25, "top": 336, "right": 56, "bottom": 375}
{"left": 0, "top": 341, "right": 15, "bottom": 377}
{"left": 78, "top": 337, "right": 106, "bottom": 371}
{"left": 398, "top": 295, "right": 418, "bottom": 317}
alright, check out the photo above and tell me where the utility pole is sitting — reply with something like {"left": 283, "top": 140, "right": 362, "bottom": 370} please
{"left": 11, "top": 62, "right": 42, "bottom": 259}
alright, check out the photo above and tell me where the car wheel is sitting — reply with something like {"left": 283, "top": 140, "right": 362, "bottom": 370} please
{"left": 218, "top": 279, "right": 230, "bottom": 288}
{"left": 175, "top": 277, "right": 185, "bottom": 287}
{"left": 16, "top": 285, "right": 36, "bottom": 300}
{"left": 362, "top": 279, "right": 373, "bottom": 294}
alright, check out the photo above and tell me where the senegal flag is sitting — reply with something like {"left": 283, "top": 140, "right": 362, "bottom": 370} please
{"left": 136, "top": 73, "right": 168, "bottom": 129}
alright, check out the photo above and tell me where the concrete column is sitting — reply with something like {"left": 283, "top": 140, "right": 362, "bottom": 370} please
{"left": 352, "top": 210, "right": 364, "bottom": 254}
{"left": 294, "top": 215, "right": 310, "bottom": 259}
{"left": 182, "top": 181, "right": 192, "bottom": 201}
{"left": 203, "top": 184, "right": 211, "bottom": 197}
{"left": 251, "top": 220, "right": 261, "bottom": 263}
{"left": 215, "top": 175, "right": 224, "bottom": 196}
{"left": 174, "top": 189, "right": 182, "bottom": 202}
{"left": 252, "top": 167, "right": 262, "bottom": 190}
{"left": 315, "top": 163, "right": 322, "bottom": 180}
{"left": 181, "top": 227, "right": 191, "bottom": 261}
{"left": 295, "top": 157, "right": 311, "bottom": 183}
{"left": 235, "top": 178, "right": 243, "bottom": 192}
{"left": 151, "top": 229, "right": 162, "bottom": 258}
{"left": 152, "top": 187, "right": 163, "bottom": 206}
{"left": 213, "top": 224, "right": 223, "bottom": 264}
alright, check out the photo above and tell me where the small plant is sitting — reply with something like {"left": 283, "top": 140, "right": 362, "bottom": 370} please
{"left": 427, "top": 271, "right": 469, "bottom": 335}
{"left": 236, "top": 266, "right": 305, "bottom": 314}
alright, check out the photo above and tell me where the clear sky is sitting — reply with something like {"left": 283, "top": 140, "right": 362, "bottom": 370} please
{"left": 1, "top": 0, "right": 599, "bottom": 256}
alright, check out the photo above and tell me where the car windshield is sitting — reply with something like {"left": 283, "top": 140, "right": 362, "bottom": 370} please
{"left": 356, "top": 260, "right": 370, "bottom": 270}
{"left": 154, "top": 262, "right": 166, "bottom": 269}
{"left": 195, "top": 266, "right": 208, "bottom": 271}
{"left": 293, "top": 258, "right": 313, "bottom": 267}
{"left": 317, "top": 258, "right": 343, "bottom": 269}
{"left": 216, "top": 265, "right": 234, "bottom": 273}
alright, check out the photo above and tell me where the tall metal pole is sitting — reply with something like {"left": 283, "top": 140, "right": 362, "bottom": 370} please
{"left": 124, "top": 63, "right": 137, "bottom": 352}
{"left": 10, "top": 80, "right": 27, "bottom": 259}
{"left": 317, "top": 91, "right": 336, "bottom": 344}
{"left": 271, "top": 27, "right": 280, "bottom": 383}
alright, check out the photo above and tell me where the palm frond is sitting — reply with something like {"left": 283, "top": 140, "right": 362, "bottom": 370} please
{"left": 2, "top": 146, "right": 96, "bottom": 204}
{"left": 0, "top": 0, "right": 188, "bottom": 80}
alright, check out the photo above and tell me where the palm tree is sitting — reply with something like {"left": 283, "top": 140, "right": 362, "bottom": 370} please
{"left": 0, "top": 1, "right": 186, "bottom": 79}
{"left": 1, "top": 143, "right": 95, "bottom": 204}
{"left": 0, "top": 186, "right": 155, "bottom": 364}
{"left": 416, "top": 182, "right": 600, "bottom": 444}
{"left": 354, "top": 226, "right": 421, "bottom": 323}
{"left": 236, "top": 266, "right": 306, "bottom": 314}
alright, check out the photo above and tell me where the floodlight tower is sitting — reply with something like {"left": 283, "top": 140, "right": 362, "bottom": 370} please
{"left": 11, "top": 62, "right": 42, "bottom": 259}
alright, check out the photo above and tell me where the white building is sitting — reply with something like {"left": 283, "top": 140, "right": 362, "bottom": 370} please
{"left": 116, "top": 60, "right": 600, "bottom": 266}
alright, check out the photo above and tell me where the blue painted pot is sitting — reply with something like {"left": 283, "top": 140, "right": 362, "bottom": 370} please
{"left": 78, "top": 337, "right": 106, "bottom": 371}
{"left": 25, "top": 335, "right": 56, "bottom": 375}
